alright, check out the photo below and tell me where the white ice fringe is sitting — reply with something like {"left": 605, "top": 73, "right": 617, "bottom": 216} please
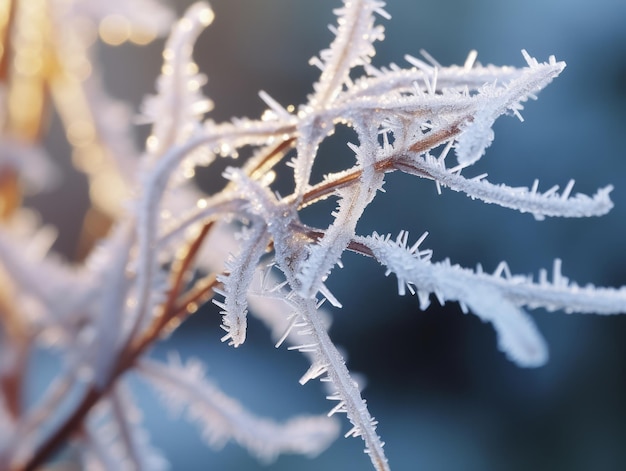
{"left": 396, "top": 153, "right": 614, "bottom": 219}
{"left": 89, "top": 222, "right": 135, "bottom": 388}
{"left": 293, "top": 298, "right": 390, "bottom": 471}
{"left": 454, "top": 51, "right": 565, "bottom": 166}
{"left": 310, "top": 0, "right": 389, "bottom": 107}
{"left": 139, "top": 2, "right": 214, "bottom": 155}
{"left": 214, "top": 224, "right": 271, "bottom": 347}
{"left": 83, "top": 384, "right": 168, "bottom": 471}
{"left": 359, "top": 232, "right": 548, "bottom": 367}
{"left": 298, "top": 140, "right": 385, "bottom": 301}
{"left": 138, "top": 356, "right": 340, "bottom": 462}
{"left": 359, "top": 232, "right": 626, "bottom": 365}
{"left": 292, "top": 0, "right": 388, "bottom": 195}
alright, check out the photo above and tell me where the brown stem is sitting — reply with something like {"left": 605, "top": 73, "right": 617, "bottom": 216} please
{"left": 290, "top": 223, "right": 375, "bottom": 259}
{"left": 0, "top": 0, "right": 16, "bottom": 83}
{"left": 0, "top": 168, "right": 21, "bottom": 221}
{"left": 14, "top": 223, "right": 217, "bottom": 471}
{"left": 298, "top": 121, "right": 463, "bottom": 209}
{"left": 244, "top": 137, "right": 296, "bottom": 182}
{"left": 14, "top": 133, "right": 297, "bottom": 470}
{"left": 15, "top": 109, "right": 466, "bottom": 471}
{"left": 0, "top": 265, "right": 29, "bottom": 420}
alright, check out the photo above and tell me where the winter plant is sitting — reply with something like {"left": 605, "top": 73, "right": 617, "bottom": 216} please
{"left": 0, "top": 0, "right": 624, "bottom": 470}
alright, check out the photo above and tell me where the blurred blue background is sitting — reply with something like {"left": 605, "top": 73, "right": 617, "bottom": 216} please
{"left": 35, "top": 0, "right": 626, "bottom": 469}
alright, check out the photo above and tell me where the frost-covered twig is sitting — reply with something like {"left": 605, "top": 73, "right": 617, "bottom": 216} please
{"left": 293, "top": 297, "right": 390, "bottom": 471}
{"left": 138, "top": 355, "right": 340, "bottom": 462}
{"left": 0, "top": 1, "right": 624, "bottom": 470}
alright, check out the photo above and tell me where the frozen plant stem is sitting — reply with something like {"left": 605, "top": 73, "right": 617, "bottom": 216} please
{"left": 0, "top": 1, "right": 624, "bottom": 470}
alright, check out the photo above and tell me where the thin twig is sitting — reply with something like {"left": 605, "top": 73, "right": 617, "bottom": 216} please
{"left": 14, "top": 223, "right": 216, "bottom": 471}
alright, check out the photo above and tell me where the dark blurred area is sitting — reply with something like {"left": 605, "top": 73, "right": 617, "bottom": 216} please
{"left": 30, "top": 0, "right": 626, "bottom": 469}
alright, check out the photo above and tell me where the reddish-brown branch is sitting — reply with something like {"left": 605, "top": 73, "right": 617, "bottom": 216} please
{"left": 244, "top": 137, "right": 296, "bottom": 181}
{"left": 13, "top": 134, "right": 298, "bottom": 470}
{"left": 14, "top": 223, "right": 217, "bottom": 471}
{"left": 0, "top": 268, "right": 29, "bottom": 421}
{"left": 0, "top": 340, "right": 27, "bottom": 420}
{"left": 0, "top": 0, "right": 17, "bottom": 83}
{"left": 299, "top": 123, "right": 462, "bottom": 208}
{"left": 14, "top": 108, "right": 466, "bottom": 471}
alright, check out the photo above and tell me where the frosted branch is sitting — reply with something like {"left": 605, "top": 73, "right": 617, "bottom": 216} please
{"left": 138, "top": 356, "right": 340, "bottom": 462}
{"left": 310, "top": 0, "right": 389, "bottom": 106}
{"left": 292, "top": 297, "right": 390, "bottom": 471}
{"left": 214, "top": 224, "right": 271, "bottom": 347}
{"left": 357, "top": 232, "right": 626, "bottom": 366}
{"left": 395, "top": 153, "right": 614, "bottom": 219}
{"left": 298, "top": 137, "right": 385, "bottom": 300}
